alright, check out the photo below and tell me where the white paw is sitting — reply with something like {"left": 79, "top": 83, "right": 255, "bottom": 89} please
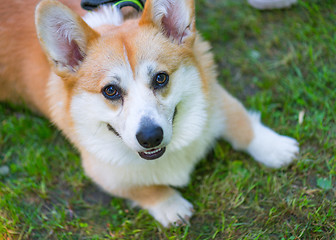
{"left": 247, "top": 112, "right": 299, "bottom": 168}
{"left": 146, "top": 192, "right": 193, "bottom": 227}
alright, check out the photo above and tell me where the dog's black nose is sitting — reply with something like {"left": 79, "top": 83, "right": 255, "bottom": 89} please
{"left": 136, "top": 124, "right": 163, "bottom": 149}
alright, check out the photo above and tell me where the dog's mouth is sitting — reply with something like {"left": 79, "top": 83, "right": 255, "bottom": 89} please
{"left": 138, "top": 147, "right": 166, "bottom": 160}
{"left": 107, "top": 123, "right": 166, "bottom": 160}
{"left": 107, "top": 105, "right": 177, "bottom": 161}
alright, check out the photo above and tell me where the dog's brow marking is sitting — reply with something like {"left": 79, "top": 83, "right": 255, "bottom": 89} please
{"left": 109, "top": 74, "right": 121, "bottom": 83}
{"left": 147, "top": 66, "right": 155, "bottom": 77}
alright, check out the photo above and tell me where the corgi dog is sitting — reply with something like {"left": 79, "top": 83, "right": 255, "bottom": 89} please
{"left": 0, "top": 0, "right": 299, "bottom": 227}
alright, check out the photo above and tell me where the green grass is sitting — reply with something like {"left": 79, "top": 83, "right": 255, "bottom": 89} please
{"left": 1, "top": 0, "right": 335, "bottom": 239}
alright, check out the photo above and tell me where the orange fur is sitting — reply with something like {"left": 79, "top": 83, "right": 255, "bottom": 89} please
{"left": 220, "top": 89, "right": 255, "bottom": 150}
{"left": 0, "top": 0, "right": 85, "bottom": 116}
{"left": 126, "top": 185, "right": 175, "bottom": 207}
{"left": 0, "top": 0, "right": 50, "bottom": 115}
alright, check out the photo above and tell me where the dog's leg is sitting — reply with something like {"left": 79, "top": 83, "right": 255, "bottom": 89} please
{"left": 119, "top": 186, "right": 193, "bottom": 227}
{"left": 218, "top": 87, "right": 299, "bottom": 168}
{"left": 81, "top": 150, "right": 193, "bottom": 227}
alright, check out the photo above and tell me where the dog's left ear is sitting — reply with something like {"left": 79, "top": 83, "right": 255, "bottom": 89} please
{"left": 35, "top": 0, "right": 99, "bottom": 75}
{"left": 139, "top": 0, "right": 196, "bottom": 46}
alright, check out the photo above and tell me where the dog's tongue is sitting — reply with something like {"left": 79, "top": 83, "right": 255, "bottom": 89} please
{"left": 138, "top": 147, "right": 166, "bottom": 160}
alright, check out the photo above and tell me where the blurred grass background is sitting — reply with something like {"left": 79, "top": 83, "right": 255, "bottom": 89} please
{"left": 1, "top": 0, "right": 335, "bottom": 239}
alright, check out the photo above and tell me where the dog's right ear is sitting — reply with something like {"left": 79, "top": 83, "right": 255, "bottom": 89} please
{"left": 35, "top": 0, "right": 99, "bottom": 74}
{"left": 139, "top": 0, "right": 196, "bottom": 47}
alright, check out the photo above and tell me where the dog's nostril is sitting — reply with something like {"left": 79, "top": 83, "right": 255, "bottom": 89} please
{"left": 136, "top": 125, "right": 163, "bottom": 149}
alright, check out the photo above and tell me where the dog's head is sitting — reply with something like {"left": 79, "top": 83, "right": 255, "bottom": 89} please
{"left": 36, "top": 0, "right": 208, "bottom": 164}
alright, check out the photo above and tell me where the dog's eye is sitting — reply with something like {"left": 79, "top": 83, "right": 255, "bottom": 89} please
{"left": 102, "top": 85, "right": 121, "bottom": 100}
{"left": 153, "top": 72, "right": 169, "bottom": 89}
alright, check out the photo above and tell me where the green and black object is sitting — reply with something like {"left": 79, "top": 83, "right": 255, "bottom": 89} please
{"left": 81, "top": 0, "right": 144, "bottom": 12}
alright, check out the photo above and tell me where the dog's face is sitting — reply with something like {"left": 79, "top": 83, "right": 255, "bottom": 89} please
{"left": 36, "top": 0, "right": 207, "bottom": 164}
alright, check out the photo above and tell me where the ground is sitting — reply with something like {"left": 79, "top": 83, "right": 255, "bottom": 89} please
{"left": 0, "top": 0, "right": 335, "bottom": 239}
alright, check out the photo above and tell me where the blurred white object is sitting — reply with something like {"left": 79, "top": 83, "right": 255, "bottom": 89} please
{"left": 298, "top": 110, "right": 305, "bottom": 125}
{"left": 248, "top": 0, "right": 297, "bottom": 9}
{"left": 0, "top": 165, "right": 9, "bottom": 176}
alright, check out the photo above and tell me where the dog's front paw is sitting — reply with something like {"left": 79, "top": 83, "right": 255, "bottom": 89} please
{"left": 247, "top": 113, "right": 299, "bottom": 168}
{"left": 147, "top": 192, "right": 193, "bottom": 227}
